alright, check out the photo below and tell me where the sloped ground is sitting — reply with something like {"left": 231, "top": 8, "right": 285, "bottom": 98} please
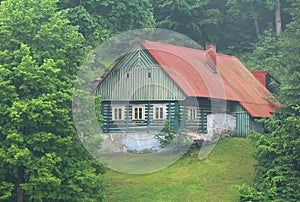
{"left": 101, "top": 138, "right": 256, "bottom": 202}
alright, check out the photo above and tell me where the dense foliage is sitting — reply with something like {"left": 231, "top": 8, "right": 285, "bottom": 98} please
{"left": 240, "top": 111, "right": 300, "bottom": 201}
{"left": 239, "top": 0, "right": 300, "bottom": 201}
{"left": 151, "top": 0, "right": 292, "bottom": 54}
{"left": 0, "top": 0, "right": 105, "bottom": 201}
{"left": 58, "top": 0, "right": 155, "bottom": 47}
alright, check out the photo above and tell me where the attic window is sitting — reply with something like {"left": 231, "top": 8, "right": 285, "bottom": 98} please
{"left": 148, "top": 72, "right": 151, "bottom": 78}
{"left": 126, "top": 73, "right": 130, "bottom": 78}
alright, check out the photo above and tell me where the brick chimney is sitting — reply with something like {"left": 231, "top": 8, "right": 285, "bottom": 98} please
{"left": 206, "top": 43, "right": 217, "bottom": 73}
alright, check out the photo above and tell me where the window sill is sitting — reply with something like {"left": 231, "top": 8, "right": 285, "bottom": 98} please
{"left": 132, "top": 119, "right": 145, "bottom": 122}
{"left": 153, "top": 119, "right": 166, "bottom": 122}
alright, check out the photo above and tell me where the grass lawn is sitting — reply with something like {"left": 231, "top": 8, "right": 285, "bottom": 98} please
{"left": 101, "top": 137, "right": 256, "bottom": 202}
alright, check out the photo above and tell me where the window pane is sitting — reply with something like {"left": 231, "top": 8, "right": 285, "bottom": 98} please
{"left": 118, "top": 108, "right": 122, "bottom": 119}
{"left": 155, "top": 107, "right": 159, "bottom": 119}
{"left": 114, "top": 108, "right": 118, "bottom": 119}
{"left": 139, "top": 107, "right": 143, "bottom": 119}
{"left": 134, "top": 108, "right": 138, "bottom": 119}
{"left": 159, "top": 107, "right": 164, "bottom": 119}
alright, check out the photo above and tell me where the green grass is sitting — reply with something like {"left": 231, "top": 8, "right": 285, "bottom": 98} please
{"left": 101, "top": 138, "right": 256, "bottom": 202}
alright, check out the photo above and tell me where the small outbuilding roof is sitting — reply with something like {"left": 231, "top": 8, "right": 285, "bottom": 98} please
{"left": 140, "top": 40, "right": 278, "bottom": 118}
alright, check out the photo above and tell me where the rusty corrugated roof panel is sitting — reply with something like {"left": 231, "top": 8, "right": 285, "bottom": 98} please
{"left": 141, "top": 40, "right": 277, "bottom": 118}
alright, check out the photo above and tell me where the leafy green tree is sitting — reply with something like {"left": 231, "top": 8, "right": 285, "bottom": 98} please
{"left": 221, "top": 0, "right": 269, "bottom": 54}
{"left": 150, "top": 0, "right": 292, "bottom": 53}
{"left": 58, "top": 0, "right": 111, "bottom": 47}
{"left": 58, "top": 0, "right": 155, "bottom": 47}
{"left": 239, "top": 29, "right": 284, "bottom": 78}
{"left": 0, "top": 0, "right": 105, "bottom": 201}
{"left": 151, "top": 0, "right": 221, "bottom": 45}
{"left": 103, "top": 0, "right": 155, "bottom": 33}
{"left": 227, "top": 0, "right": 266, "bottom": 37}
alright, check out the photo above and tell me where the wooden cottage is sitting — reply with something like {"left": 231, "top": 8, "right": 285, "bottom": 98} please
{"left": 95, "top": 40, "right": 278, "bottom": 139}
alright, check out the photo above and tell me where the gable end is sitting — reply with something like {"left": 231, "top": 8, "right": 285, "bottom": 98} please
{"left": 96, "top": 44, "right": 186, "bottom": 101}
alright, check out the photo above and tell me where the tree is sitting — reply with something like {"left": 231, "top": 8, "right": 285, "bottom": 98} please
{"left": 0, "top": 0, "right": 105, "bottom": 201}
{"left": 151, "top": 0, "right": 221, "bottom": 46}
{"left": 265, "top": 0, "right": 283, "bottom": 36}
{"left": 239, "top": 111, "right": 300, "bottom": 201}
{"left": 278, "top": 0, "right": 300, "bottom": 115}
{"left": 239, "top": 29, "right": 284, "bottom": 79}
{"left": 226, "top": 0, "right": 266, "bottom": 38}
{"left": 221, "top": 0, "right": 269, "bottom": 54}
{"left": 155, "top": 122, "right": 177, "bottom": 148}
{"left": 58, "top": 0, "right": 155, "bottom": 47}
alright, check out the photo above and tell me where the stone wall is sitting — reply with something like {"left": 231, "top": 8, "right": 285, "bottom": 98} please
{"left": 206, "top": 113, "right": 236, "bottom": 140}
{"left": 101, "top": 133, "right": 160, "bottom": 152}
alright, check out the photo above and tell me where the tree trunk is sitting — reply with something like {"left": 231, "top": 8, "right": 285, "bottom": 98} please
{"left": 275, "top": 0, "right": 282, "bottom": 36}
{"left": 17, "top": 166, "right": 25, "bottom": 202}
{"left": 254, "top": 17, "right": 260, "bottom": 38}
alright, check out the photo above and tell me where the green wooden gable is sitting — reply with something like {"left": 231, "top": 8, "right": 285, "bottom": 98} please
{"left": 96, "top": 44, "right": 186, "bottom": 101}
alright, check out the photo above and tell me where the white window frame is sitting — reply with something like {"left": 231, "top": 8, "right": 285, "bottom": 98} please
{"left": 132, "top": 105, "right": 145, "bottom": 121}
{"left": 112, "top": 106, "right": 125, "bottom": 121}
{"left": 187, "top": 107, "right": 197, "bottom": 120}
{"left": 153, "top": 104, "right": 166, "bottom": 120}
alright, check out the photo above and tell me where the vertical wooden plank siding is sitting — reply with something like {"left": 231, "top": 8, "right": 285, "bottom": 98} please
{"left": 96, "top": 44, "right": 186, "bottom": 101}
{"left": 235, "top": 110, "right": 249, "bottom": 137}
{"left": 233, "top": 103, "right": 265, "bottom": 137}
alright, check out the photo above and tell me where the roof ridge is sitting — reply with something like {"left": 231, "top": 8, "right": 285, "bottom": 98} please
{"left": 142, "top": 40, "right": 204, "bottom": 52}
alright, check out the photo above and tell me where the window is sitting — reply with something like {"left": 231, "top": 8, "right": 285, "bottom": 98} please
{"left": 112, "top": 106, "right": 124, "bottom": 121}
{"left": 187, "top": 107, "right": 197, "bottom": 120}
{"left": 153, "top": 105, "right": 166, "bottom": 120}
{"left": 132, "top": 105, "right": 145, "bottom": 120}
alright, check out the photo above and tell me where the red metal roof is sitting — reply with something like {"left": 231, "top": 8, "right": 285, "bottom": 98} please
{"left": 141, "top": 40, "right": 277, "bottom": 118}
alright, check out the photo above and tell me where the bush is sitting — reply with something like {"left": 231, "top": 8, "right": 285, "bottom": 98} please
{"left": 155, "top": 122, "right": 177, "bottom": 148}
